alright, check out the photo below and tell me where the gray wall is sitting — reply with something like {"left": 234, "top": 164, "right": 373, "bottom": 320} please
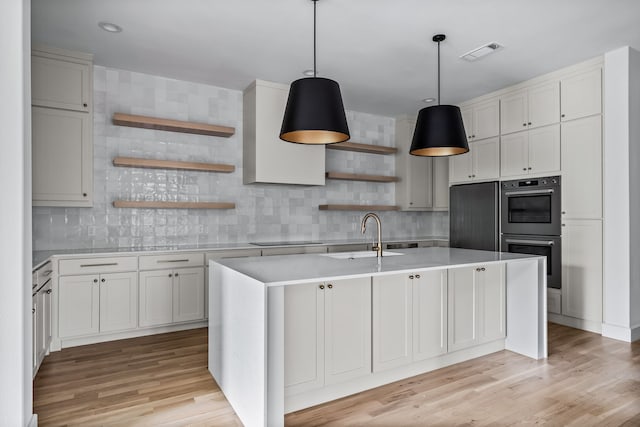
{"left": 32, "top": 66, "right": 447, "bottom": 251}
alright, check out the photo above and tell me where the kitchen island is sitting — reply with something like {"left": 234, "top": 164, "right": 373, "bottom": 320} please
{"left": 208, "top": 247, "right": 547, "bottom": 427}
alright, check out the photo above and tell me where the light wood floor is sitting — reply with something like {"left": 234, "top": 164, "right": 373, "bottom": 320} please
{"left": 34, "top": 324, "right": 640, "bottom": 426}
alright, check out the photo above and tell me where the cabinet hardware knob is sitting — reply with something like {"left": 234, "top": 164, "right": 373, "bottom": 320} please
{"left": 415, "top": 274, "right": 421, "bottom": 279}
{"left": 482, "top": 267, "right": 486, "bottom": 271}
{"left": 561, "top": 114, "right": 566, "bottom": 118}
{"left": 168, "top": 273, "right": 173, "bottom": 277}
{"left": 101, "top": 278, "right": 106, "bottom": 283}
{"left": 468, "top": 175, "right": 472, "bottom": 178}
{"left": 523, "top": 123, "right": 527, "bottom": 127}
{"left": 523, "top": 168, "right": 527, "bottom": 171}
{"left": 472, "top": 135, "right": 476, "bottom": 138}
{"left": 409, "top": 275, "right": 414, "bottom": 279}
{"left": 46, "top": 289, "right": 52, "bottom": 294}
{"left": 175, "top": 273, "right": 179, "bottom": 277}
{"left": 93, "top": 278, "right": 98, "bottom": 283}
{"left": 562, "top": 211, "right": 566, "bottom": 214}
{"left": 476, "top": 267, "right": 481, "bottom": 272}
{"left": 562, "top": 224, "right": 566, "bottom": 227}
{"left": 83, "top": 193, "right": 87, "bottom": 197}
{"left": 319, "top": 284, "right": 325, "bottom": 290}
{"left": 32, "top": 308, "right": 36, "bottom": 314}
{"left": 83, "top": 103, "right": 88, "bottom": 107}
{"left": 528, "top": 122, "right": 532, "bottom": 126}
{"left": 327, "top": 284, "right": 333, "bottom": 289}
{"left": 528, "top": 167, "right": 532, "bottom": 170}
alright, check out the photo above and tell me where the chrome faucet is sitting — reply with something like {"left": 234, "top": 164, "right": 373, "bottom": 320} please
{"left": 361, "top": 212, "right": 383, "bottom": 259}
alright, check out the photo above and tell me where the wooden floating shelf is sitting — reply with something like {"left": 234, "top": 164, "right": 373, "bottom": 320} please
{"left": 113, "top": 201, "right": 235, "bottom": 209}
{"left": 112, "top": 113, "right": 235, "bottom": 138}
{"left": 319, "top": 204, "right": 400, "bottom": 211}
{"left": 326, "top": 171, "right": 399, "bottom": 183}
{"left": 113, "top": 157, "right": 235, "bottom": 173}
{"left": 326, "top": 141, "right": 397, "bottom": 155}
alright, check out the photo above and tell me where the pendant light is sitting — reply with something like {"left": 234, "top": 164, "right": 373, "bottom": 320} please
{"left": 280, "top": 0, "right": 350, "bottom": 144}
{"left": 410, "top": 34, "right": 469, "bottom": 156}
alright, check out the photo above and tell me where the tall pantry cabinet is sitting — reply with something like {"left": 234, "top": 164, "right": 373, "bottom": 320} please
{"left": 31, "top": 46, "right": 94, "bottom": 207}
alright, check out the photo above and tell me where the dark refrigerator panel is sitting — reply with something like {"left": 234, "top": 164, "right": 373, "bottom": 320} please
{"left": 449, "top": 182, "right": 499, "bottom": 251}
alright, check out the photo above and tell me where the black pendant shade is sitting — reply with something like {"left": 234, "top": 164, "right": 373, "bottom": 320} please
{"left": 410, "top": 34, "right": 469, "bottom": 157}
{"left": 280, "top": 77, "right": 350, "bottom": 144}
{"left": 410, "top": 105, "right": 468, "bottom": 156}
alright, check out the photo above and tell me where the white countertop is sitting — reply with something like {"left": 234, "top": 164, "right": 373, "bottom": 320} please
{"left": 213, "top": 247, "right": 542, "bottom": 287}
{"left": 31, "top": 236, "right": 448, "bottom": 269}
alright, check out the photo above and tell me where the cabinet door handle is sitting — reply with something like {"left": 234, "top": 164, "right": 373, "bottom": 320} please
{"left": 83, "top": 103, "right": 88, "bottom": 107}
{"left": 32, "top": 308, "right": 36, "bottom": 314}
{"left": 528, "top": 167, "right": 532, "bottom": 170}
{"left": 528, "top": 122, "right": 532, "bottom": 126}
{"left": 523, "top": 123, "right": 527, "bottom": 127}
{"left": 81, "top": 262, "right": 118, "bottom": 268}
{"left": 158, "top": 259, "right": 190, "bottom": 263}
{"left": 168, "top": 273, "right": 173, "bottom": 277}
{"left": 415, "top": 274, "right": 421, "bottom": 279}
{"left": 174, "top": 273, "right": 179, "bottom": 277}
{"left": 523, "top": 168, "right": 527, "bottom": 171}
{"left": 319, "top": 284, "right": 325, "bottom": 290}
{"left": 101, "top": 278, "right": 106, "bottom": 283}
{"left": 327, "top": 284, "right": 333, "bottom": 289}
{"left": 46, "top": 289, "right": 52, "bottom": 294}
{"left": 562, "top": 211, "right": 566, "bottom": 214}
{"left": 476, "top": 267, "right": 486, "bottom": 272}
{"left": 409, "top": 275, "right": 414, "bottom": 279}
{"left": 561, "top": 113, "right": 566, "bottom": 118}
{"left": 93, "top": 278, "right": 98, "bottom": 283}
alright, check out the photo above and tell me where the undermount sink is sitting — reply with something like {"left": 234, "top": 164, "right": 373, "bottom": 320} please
{"left": 321, "top": 251, "right": 403, "bottom": 260}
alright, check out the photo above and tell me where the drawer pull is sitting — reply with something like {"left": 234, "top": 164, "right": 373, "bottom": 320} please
{"left": 415, "top": 274, "right": 421, "bottom": 279}
{"left": 42, "top": 270, "right": 53, "bottom": 276}
{"left": 80, "top": 262, "right": 118, "bottom": 268}
{"left": 157, "top": 259, "right": 190, "bottom": 263}
{"left": 46, "top": 289, "right": 52, "bottom": 294}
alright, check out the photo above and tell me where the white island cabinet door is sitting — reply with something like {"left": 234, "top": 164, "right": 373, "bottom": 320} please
{"left": 284, "top": 283, "right": 325, "bottom": 396}
{"left": 173, "top": 267, "right": 205, "bottom": 323}
{"left": 59, "top": 274, "right": 99, "bottom": 338}
{"left": 99, "top": 272, "right": 138, "bottom": 333}
{"left": 139, "top": 270, "right": 174, "bottom": 327}
{"left": 478, "top": 263, "right": 506, "bottom": 343}
{"left": 413, "top": 270, "right": 448, "bottom": 361}
{"left": 447, "top": 267, "right": 478, "bottom": 351}
{"left": 372, "top": 274, "right": 412, "bottom": 372}
{"left": 324, "top": 277, "right": 372, "bottom": 385}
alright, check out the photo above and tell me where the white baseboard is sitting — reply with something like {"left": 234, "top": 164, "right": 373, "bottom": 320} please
{"left": 548, "top": 313, "right": 602, "bottom": 334}
{"left": 601, "top": 322, "right": 640, "bottom": 342}
{"left": 27, "top": 413, "right": 37, "bottom": 427}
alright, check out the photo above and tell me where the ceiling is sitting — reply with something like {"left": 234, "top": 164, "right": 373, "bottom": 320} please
{"left": 31, "top": 0, "right": 640, "bottom": 117}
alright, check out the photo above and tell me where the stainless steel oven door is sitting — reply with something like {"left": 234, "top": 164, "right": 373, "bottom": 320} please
{"left": 501, "top": 234, "right": 561, "bottom": 288}
{"left": 501, "top": 177, "right": 561, "bottom": 236}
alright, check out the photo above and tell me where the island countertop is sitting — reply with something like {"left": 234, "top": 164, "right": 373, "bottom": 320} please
{"left": 212, "top": 247, "right": 542, "bottom": 287}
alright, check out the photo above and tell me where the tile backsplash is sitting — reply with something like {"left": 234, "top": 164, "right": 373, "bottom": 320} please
{"left": 32, "top": 66, "right": 448, "bottom": 251}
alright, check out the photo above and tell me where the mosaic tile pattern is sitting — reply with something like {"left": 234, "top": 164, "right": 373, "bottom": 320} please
{"left": 32, "top": 67, "right": 448, "bottom": 251}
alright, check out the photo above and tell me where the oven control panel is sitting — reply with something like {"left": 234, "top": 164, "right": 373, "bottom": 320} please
{"left": 502, "top": 176, "right": 560, "bottom": 189}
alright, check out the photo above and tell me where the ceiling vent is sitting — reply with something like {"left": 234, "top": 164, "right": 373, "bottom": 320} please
{"left": 460, "top": 42, "right": 503, "bottom": 61}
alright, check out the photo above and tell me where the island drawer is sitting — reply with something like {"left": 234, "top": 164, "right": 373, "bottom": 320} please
{"left": 35, "top": 261, "right": 53, "bottom": 287}
{"left": 206, "top": 249, "right": 261, "bottom": 263}
{"left": 59, "top": 256, "right": 138, "bottom": 276}
{"left": 139, "top": 252, "right": 204, "bottom": 270}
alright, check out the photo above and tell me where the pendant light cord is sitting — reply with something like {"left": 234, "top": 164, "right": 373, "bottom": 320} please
{"left": 437, "top": 39, "right": 440, "bottom": 106}
{"left": 313, "top": 0, "right": 317, "bottom": 78}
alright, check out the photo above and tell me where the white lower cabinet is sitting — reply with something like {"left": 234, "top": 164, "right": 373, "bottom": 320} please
{"left": 413, "top": 270, "right": 448, "bottom": 361}
{"left": 139, "top": 267, "right": 205, "bottom": 327}
{"left": 561, "top": 219, "right": 603, "bottom": 323}
{"left": 372, "top": 274, "right": 413, "bottom": 372}
{"left": 59, "top": 271, "right": 137, "bottom": 338}
{"left": 284, "top": 277, "right": 371, "bottom": 395}
{"left": 448, "top": 264, "right": 505, "bottom": 352}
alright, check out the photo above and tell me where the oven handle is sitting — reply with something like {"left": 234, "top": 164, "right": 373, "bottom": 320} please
{"left": 505, "top": 238, "right": 555, "bottom": 246}
{"left": 503, "top": 189, "right": 554, "bottom": 196}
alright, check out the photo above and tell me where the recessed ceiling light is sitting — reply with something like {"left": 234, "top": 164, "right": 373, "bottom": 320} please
{"left": 98, "top": 22, "right": 123, "bottom": 33}
{"left": 422, "top": 98, "right": 436, "bottom": 103}
{"left": 460, "top": 42, "right": 503, "bottom": 61}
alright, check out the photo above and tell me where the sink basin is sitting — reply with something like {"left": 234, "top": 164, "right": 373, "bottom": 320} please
{"left": 321, "top": 251, "right": 403, "bottom": 260}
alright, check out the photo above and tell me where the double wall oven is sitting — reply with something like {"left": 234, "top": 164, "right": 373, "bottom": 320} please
{"left": 500, "top": 176, "right": 561, "bottom": 288}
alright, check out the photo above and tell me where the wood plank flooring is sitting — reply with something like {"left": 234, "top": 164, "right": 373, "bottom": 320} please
{"left": 34, "top": 324, "right": 640, "bottom": 426}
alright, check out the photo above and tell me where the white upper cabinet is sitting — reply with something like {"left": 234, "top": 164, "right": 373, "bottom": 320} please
{"left": 500, "top": 82, "right": 559, "bottom": 135}
{"left": 395, "top": 117, "right": 449, "bottom": 211}
{"left": 243, "top": 80, "right": 325, "bottom": 185}
{"left": 561, "top": 116, "right": 602, "bottom": 219}
{"left": 500, "top": 124, "right": 560, "bottom": 178}
{"left": 460, "top": 98, "right": 500, "bottom": 142}
{"left": 561, "top": 68, "right": 602, "bottom": 122}
{"left": 32, "top": 52, "right": 91, "bottom": 112}
{"left": 31, "top": 46, "right": 93, "bottom": 207}
{"left": 449, "top": 137, "right": 499, "bottom": 184}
